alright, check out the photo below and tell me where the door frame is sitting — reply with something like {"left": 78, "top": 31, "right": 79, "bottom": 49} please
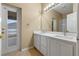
{"left": 2, "top": 3, "right": 22, "bottom": 55}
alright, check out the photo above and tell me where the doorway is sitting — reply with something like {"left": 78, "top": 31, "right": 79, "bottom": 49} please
{"left": 1, "top": 4, "right": 21, "bottom": 55}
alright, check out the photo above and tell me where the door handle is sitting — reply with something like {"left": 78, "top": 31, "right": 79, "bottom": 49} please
{"left": 0, "top": 35, "right": 2, "bottom": 38}
{"left": 2, "top": 31, "right": 4, "bottom": 34}
{"left": 2, "top": 27, "right": 5, "bottom": 34}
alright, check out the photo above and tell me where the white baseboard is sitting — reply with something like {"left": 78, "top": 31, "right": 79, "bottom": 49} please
{"left": 21, "top": 46, "right": 34, "bottom": 51}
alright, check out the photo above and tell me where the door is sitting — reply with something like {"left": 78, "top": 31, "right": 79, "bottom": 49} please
{"left": 2, "top": 4, "right": 20, "bottom": 55}
{"left": 49, "top": 37, "right": 61, "bottom": 56}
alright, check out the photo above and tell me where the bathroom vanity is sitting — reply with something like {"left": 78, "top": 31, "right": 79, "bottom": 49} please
{"left": 34, "top": 31, "right": 77, "bottom": 56}
{"left": 33, "top": 3, "right": 79, "bottom": 56}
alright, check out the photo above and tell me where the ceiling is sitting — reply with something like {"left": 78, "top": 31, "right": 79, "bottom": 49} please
{"left": 52, "top": 3, "right": 73, "bottom": 15}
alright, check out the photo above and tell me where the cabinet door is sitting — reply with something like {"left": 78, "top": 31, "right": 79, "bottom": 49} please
{"left": 34, "top": 34, "right": 41, "bottom": 50}
{"left": 40, "top": 36, "right": 48, "bottom": 55}
{"left": 60, "top": 42, "right": 73, "bottom": 56}
{"left": 41, "top": 36, "right": 48, "bottom": 48}
{"left": 40, "top": 44, "right": 48, "bottom": 55}
{"left": 49, "top": 37, "right": 61, "bottom": 56}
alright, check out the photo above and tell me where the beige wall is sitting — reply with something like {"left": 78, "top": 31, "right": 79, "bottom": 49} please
{"left": 73, "top": 4, "right": 79, "bottom": 12}
{"left": 8, "top": 3, "right": 41, "bottom": 49}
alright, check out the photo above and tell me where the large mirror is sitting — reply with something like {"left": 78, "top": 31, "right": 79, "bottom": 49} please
{"left": 42, "top": 3, "right": 77, "bottom": 33}
{"left": 42, "top": 3, "right": 63, "bottom": 32}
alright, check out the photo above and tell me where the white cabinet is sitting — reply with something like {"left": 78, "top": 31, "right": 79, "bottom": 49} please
{"left": 34, "top": 34, "right": 41, "bottom": 51}
{"left": 48, "top": 37, "right": 61, "bottom": 56}
{"left": 60, "top": 42, "right": 73, "bottom": 56}
{"left": 48, "top": 37, "right": 74, "bottom": 56}
{"left": 34, "top": 34, "right": 75, "bottom": 56}
{"left": 40, "top": 36, "right": 48, "bottom": 55}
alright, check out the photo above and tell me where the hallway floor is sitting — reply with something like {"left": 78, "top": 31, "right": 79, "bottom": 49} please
{"left": 6, "top": 48, "right": 43, "bottom": 56}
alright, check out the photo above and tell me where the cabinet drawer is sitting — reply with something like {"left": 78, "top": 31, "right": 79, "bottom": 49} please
{"left": 34, "top": 34, "right": 41, "bottom": 51}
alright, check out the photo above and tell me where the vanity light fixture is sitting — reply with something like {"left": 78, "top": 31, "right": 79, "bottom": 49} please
{"left": 44, "top": 3, "right": 59, "bottom": 13}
